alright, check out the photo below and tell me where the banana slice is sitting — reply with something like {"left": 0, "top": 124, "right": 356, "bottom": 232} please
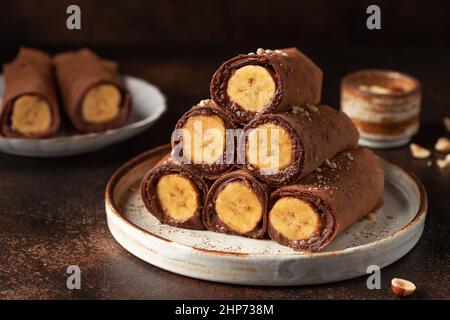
{"left": 215, "top": 181, "right": 263, "bottom": 233}
{"left": 247, "top": 123, "right": 293, "bottom": 172}
{"left": 11, "top": 95, "right": 52, "bottom": 134}
{"left": 82, "top": 84, "right": 121, "bottom": 123}
{"left": 156, "top": 174, "right": 199, "bottom": 222}
{"left": 227, "top": 65, "right": 276, "bottom": 112}
{"left": 182, "top": 115, "right": 226, "bottom": 164}
{"left": 269, "top": 197, "right": 321, "bottom": 241}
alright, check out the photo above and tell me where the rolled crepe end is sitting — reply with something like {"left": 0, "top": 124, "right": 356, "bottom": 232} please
{"left": 181, "top": 114, "right": 226, "bottom": 164}
{"left": 226, "top": 65, "right": 277, "bottom": 113}
{"left": 210, "top": 47, "right": 322, "bottom": 125}
{"left": 268, "top": 192, "right": 334, "bottom": 252}
{"left": 11, "top": 95, "right": 52, "bottom": 134}
{"left": 269, "top": 197, "right": 322, "bottom": 241}
{"left": 1, "top": 47, "right": 60, "bottom": 138}
{"left": 172, "top": 99, "right": 235, "bottom": 180}
{"left": 81, "top": 83, "right": 121, "bottom": 124}
{"left": 155, "top": 173, "right": 200, "bottom": 222}
{"left": 203, "top": 170, "right": 269, "bottom": 238}
{"left": 246, "top": 121, "right": 295, "bottom": 172}
{"left": 243, "top": 113, "right": 302, "bottom": 186}
{"left": 140, "top": 157, "right": 208, "bottom": 230}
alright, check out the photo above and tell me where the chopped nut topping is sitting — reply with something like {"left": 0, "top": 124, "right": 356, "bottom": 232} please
{"left": 346, "top": 152, "right": 354, "bottom": 161}
{"left": 444, "top": 117, "right": 450, "bottom": 132}
{"left": 272, "top": 49, "right": 288, "bottom": 56}
{"left": 306, "top": 103, "right": 319, "bottom": 113}
{"left": 315, "top": 167, "right": 322, "bottom": 173}
{"left": 409, "top": 143, "right": 431, "bottom": 159}
{"left": 437, "top": 154, "right": 450, "bottom": 169}
{"left": 291, "top": 106, "right": 300, "bottom": 114}
{"left": 256, "top": 48, "right": 265, "bottom": 55}
{"left": 325, "top": 159, "right": 337, "bottom": 169}
{"left": 198, "top": 99, "right": 211, "bottom": 106}
{"left": 435, "top": 137, "right": 450, "bottom": 153}
{"left": 291, "top": 106, "right": 312, "bottom": 120}
{"left": 255, "top": 48, "right": 287, "bottom": 56}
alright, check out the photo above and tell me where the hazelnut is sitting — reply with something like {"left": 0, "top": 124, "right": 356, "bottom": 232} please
{"left": 291, "top": 105, "right": 302, "bottom": 114}
{"left": 437, "top": 154, "right": 450, "bottom": 169}
{"left": 391, "top": 278, "right": 416, "bottom": 297}
{"left": 444, "top": 117, "right": 450, "bottom": 132}
{"left": 198, "top": 99, "right": 211, "bottom": 106}
{"left": 346, "top": 152, "right": 354, "bottom": 161}
{"left": 306, "top": 103, "right": 319, "bottom": 113}
{"left": 256, "top": 48, "right": 265, "bottom": 55}
{"left": 409, "top": 143, "right": 431, "bottom": 159}
{"left": 325, "top": 159, "right": 337, "bottom": 169}
{"left": 365, "top": 212, "right": 377, "bottom": 221}
{"left": 435, "top": 137, "right": 450, "bottom": 153}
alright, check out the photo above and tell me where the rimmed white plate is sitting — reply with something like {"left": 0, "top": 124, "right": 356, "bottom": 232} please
{"left": 0, "top": 75, "right": 166, "bottom": 157}
{"left": 105, "top": 145, "right": 427, "bottom": 286}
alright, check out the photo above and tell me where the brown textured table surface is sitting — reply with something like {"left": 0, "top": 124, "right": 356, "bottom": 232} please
{"left": 0, "top": 46, "right": 449, "bottom": 299}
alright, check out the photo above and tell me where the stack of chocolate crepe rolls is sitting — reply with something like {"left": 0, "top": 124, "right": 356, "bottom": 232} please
{"left": 141, "top": 48, "right": 385, "bottom": 252}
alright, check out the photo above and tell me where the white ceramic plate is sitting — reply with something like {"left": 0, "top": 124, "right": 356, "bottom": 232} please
{"left": 105, "top": 145, "right": 427, "bottom": 286}
{"left": 0, "top": 75, "right": 166, "bottom": 157}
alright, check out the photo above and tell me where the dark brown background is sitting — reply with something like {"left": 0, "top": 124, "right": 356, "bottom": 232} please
{"left": 0, "top": 0, "right": 449, "bottom": 300}
{"left": 1, "top": 0, "right": 450, "bottom": 48}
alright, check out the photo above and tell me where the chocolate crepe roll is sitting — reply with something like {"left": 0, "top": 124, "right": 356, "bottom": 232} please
{"left": 54, "top": 49, "right": 131, "bottom": 133}
{"left": 210, "top": 48, "right": 323, "bottom": 125}
{"left": 268, "top": 148, "right": 384, "bottom": 252}
{"left": 0, "top": 47, "right": 60, "bottom": 138}
{"left": 140, "top": 154, "right": 208, "bottom": 230}
{"left": 242, "top": 104, "right": 359, "bottom": 187}
{"left": 203, "top": 170, "right": 270, "bottom": 238}
{"left": 171, "top": 99, "right": 236, "bottom": 180}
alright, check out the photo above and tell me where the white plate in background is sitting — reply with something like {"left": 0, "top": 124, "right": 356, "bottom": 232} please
{"left": 0, "top": 75, "right": 166, "bottom": 157}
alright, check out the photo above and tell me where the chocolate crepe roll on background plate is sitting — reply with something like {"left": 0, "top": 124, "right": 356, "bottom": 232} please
{"left": 171, "top": 99, "right": 235, "bottom": 180}
{"left": 54, "top": 49, "right": 131, "bottom": 133}
{"left": 268, "top": 148, "right": 384, "bottom": 252}
{"left": 210, "top": 47, "right": 323, "bottom": 125}
{"left": 1, "top": 47, "right": 60, "bottom": 138}
{"left": 140, "top": 154, "right": 208, "bottom": 230}
{"left": 203, "top": 170, "right": 270, "bottom": 239}
{"left": 242, "top": 104, "right": 359, "bottom": 187}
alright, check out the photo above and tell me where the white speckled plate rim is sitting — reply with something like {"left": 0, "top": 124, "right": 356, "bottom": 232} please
{"left": 105, "top": 145, "right": 427, "bottom": 261}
